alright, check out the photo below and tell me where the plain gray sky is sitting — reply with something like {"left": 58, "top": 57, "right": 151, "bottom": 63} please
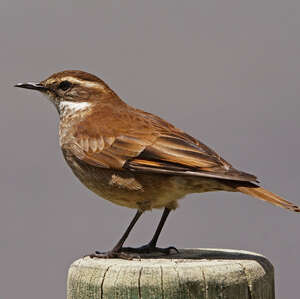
{"left": 1, "top": 1, "right": 300, "bottom": 298}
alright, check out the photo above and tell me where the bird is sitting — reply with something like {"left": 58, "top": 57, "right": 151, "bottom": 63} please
{"left": 15, "top": 70, "right": 300, "bottom": 259}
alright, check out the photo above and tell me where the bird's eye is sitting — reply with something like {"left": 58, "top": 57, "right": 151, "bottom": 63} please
{"left": 58, "top": 81, "right": 72, "bottom": 91}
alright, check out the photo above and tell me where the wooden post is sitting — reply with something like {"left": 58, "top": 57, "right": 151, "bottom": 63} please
{"left": 67, "top": 248, "right": 275, "bottom": 299}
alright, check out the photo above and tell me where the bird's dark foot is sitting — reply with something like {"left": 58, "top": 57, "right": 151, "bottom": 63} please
{"left": 88, "top": 250, "right": 139, "bottom": 260}
{"left": 122, "top": 243, "right": 179, "bottom": 255}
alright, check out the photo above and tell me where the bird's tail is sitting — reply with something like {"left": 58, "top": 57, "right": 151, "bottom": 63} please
{"left": 230, "top": 182, "right": 300, "bottom": 212}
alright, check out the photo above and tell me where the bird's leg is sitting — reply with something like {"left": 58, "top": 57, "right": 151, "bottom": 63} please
{"left": 122, "top": 207, "right": 178, "bottom": 255}
{"left": 89, "top": 209, "right": 143, "bottom": 259}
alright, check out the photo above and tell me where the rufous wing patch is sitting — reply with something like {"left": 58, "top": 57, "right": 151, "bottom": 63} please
{"left": 97, "top": 137, "right": 105, "bottom": 151}
{"left": 89, "top": 137, "right": 98, "bottom": 153}
{"left": 138, "top": 134, "right": 221, "bottom": 169}
{"left": 83, "top": 138, "right": 89, "bottom": 152}
{"left": 69, "top": 131, "right": 156, "bottom": 169}
{"left": 103, "top": 136, "right": 115, "bottom": 146}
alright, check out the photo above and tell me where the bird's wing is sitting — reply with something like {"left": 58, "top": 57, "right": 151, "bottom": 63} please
{"left": 64, "top": 106, "right": 257, "bottom": 182}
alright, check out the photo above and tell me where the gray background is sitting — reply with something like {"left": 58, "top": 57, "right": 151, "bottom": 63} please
{"left": 1, "top": 1, "right": 299, "bottom": 298}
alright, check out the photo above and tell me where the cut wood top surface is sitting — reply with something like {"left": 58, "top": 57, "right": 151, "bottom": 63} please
{"left": 68, "top": 248, "right": 275, "bottom": 299}
{"left": 71, "top": 248, "right": 273, "bottom": 269}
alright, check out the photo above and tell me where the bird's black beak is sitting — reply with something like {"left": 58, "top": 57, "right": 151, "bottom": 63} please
{"left": 14, "top": 82, "right": 47, "bottom": 92}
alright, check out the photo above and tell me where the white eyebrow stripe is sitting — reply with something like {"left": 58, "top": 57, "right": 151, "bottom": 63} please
{"left": 60, "top": 76, "right": 105, "bottom": 89}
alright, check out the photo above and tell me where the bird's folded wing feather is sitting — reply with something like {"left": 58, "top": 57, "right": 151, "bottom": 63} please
{"left": 64, "top": 107, "right": 257, "bottom": 182}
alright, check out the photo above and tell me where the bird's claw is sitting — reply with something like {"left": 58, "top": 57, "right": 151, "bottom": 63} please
{"left": 87, "top": 250, "right": 139, "bottom": 260}
{"left": 122, "top": 244, "right": 179, "bottom": 255}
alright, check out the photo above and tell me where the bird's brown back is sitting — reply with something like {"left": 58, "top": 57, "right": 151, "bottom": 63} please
{"left": 60, "top": 95, "right": 257, "bottom": 182}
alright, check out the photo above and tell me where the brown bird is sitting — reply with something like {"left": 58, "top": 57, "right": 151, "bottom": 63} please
{"left": 15, "top": 70, "right": 300, "bottom": 259}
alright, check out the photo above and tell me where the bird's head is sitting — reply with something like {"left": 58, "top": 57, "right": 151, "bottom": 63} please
{"left": 15, "top": 70, "right": 117, "bottom": 115}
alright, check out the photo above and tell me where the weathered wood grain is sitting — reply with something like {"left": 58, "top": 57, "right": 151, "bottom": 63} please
{"left": 67, "top": 248, "right": 274, "bottom": 299}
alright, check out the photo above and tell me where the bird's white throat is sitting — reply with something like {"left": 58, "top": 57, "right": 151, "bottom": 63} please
{"left": 59, "top": 101, "right": 91, "bottom": 118}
